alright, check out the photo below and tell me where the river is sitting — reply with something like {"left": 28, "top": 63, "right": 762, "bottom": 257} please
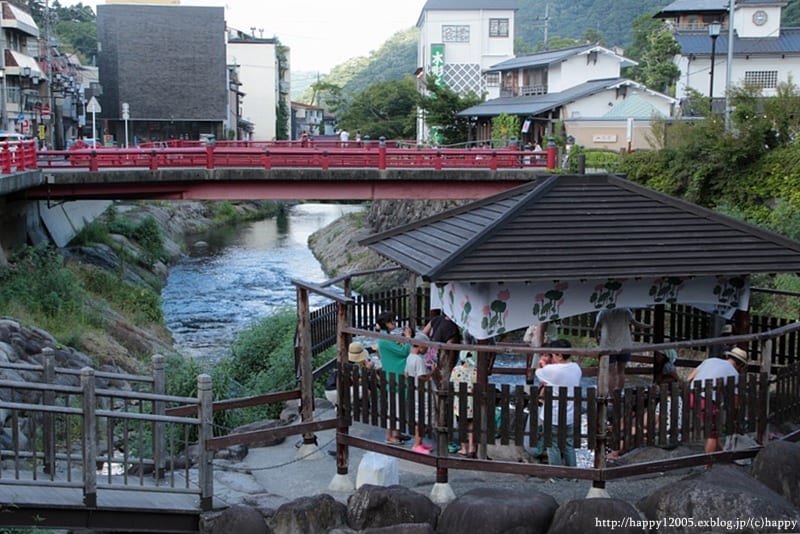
{"left": 161, "top": 203, "right": 364, "bottom": 361}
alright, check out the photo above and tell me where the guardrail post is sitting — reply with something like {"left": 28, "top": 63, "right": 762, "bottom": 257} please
{"left": 81, "top": 367, "right": 97, "bottom": 507}
{"left": 42, "top": 347, "right": 56, "bottom": 475}
{"left": 262, "top": 149, "right": 272, "bottom": 170}
{"left": 322, "top": 150, "right": 329, "bottom": 171}
{"left": 378, "top": 136, "right": 386, "bottom": 170}
{"left": 152, "top": 354, "right": 166, "bottom": 479}
{"left": 490, "top": 151, "right": 498, "bottom": 171}
{"left": 435, "top": 150, "right": 443, "bottom": 171}
{"left": 546, "top": 138, "right": 557, "bottom": 170}
{"left": 89, "top": 150, "right": 98, "bottom": 172}
{"left": 198, "top": 373, "right": 213, "bottom": 511}
{"left": 205, "top": 145, "right": 215, "bottom": 170}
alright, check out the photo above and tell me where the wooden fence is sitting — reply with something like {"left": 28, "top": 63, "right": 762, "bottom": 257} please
{"left": 0, "top": 353, "right": 214, "bottom": 511}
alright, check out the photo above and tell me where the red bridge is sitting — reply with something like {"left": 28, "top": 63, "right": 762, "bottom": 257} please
{"left": 1, "top": 139, "right": 558, "bottom": 201}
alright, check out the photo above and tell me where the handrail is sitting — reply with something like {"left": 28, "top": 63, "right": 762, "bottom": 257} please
{"left": 35, "top": 143, "right": 558, "bottom": 172}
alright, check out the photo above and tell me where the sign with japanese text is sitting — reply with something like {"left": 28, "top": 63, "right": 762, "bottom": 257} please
{"left": 430, "top": 43, "right": 445, "bottom": 87}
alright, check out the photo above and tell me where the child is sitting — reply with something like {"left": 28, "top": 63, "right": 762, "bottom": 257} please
{"left": 405, "top": 333, "right": 433, "bottom": 453}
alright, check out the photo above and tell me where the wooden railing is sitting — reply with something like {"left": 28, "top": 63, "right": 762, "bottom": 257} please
{"left": 0, "top": 353, "right": 214, "bottom": 510}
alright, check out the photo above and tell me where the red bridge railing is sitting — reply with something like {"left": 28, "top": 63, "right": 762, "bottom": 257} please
{"left": 35, "top": 143, "right": 557, "bottom": 172}
{"left": 0, "top": 140, "right": 39, "bottom": 174}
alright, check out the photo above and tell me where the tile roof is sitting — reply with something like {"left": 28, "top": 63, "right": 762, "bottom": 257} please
{"left": 488, "top": 45, "right": 597, "bottom": 70}
{"left": 675, "top": 28, "right": 800, "bottom": 54}
{"left": 602, "top": 94, "right": 666, "bottom": 119}
{"left": 455, "top": 78, "right": 669, "bottom": 118}
{"left": 360, "top": 174, "right": 800, "bottom": 284}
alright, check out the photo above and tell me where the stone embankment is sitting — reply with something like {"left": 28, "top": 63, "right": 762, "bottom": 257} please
{"left": 308, "top": 199, "right": 467, "bottom": 293}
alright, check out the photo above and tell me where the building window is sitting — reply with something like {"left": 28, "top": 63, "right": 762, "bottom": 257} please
{"left": 744, "top": 70, "right": 778, "bottom": 89}
{"left": 485, "top": 72, "right": 500, "bottom": 87}
{"left": 489, "top": 18, "right": 509, "bottom": 38}
{"left": 442, "top": 25, "right": 469, "bottom": 42}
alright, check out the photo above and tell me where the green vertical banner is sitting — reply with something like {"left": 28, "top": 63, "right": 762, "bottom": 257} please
{"left": 430, "top": 43, "right": 445, "bottom": 88}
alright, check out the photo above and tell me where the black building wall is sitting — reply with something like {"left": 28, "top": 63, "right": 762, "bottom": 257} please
{"left": 96, "top": 5, "right": 226, "bottom": 137}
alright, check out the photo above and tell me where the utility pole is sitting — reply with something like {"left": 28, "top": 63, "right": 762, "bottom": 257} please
{"left": 543, "top": 2, "right": 550, "bottom": 51}
{"left": 45, "top": 0, "right": 53, "bottom": 148}
{"left": 724, "top": 0, "right": 735, "bottom": 132}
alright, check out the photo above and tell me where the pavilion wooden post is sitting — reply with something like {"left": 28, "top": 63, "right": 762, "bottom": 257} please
{"left": 758, "top": 339, "right": 772, "bottom": 444}
{"left": 476, "top": 340, "right": 491, "bottom": 459}
{"left": 296, "top": 286, "right": 316, "bottom": 447}
{"left": 408, "top": 273, "right": 418, "bottom": 330}
{"left": 335, "top": 300, "right": 351, "bottom": 476}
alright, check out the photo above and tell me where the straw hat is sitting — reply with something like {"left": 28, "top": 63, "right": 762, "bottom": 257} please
{"left": 724, "top": 346, "right": 748, "bottom": 367}
{"left": 412, "top": 332, "right": 430, "bottom": 344}
{"left": 348, "top": 341, "right": 369, "bottom": 363}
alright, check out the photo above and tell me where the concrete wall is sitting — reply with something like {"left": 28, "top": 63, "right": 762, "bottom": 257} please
{"left": 0, "top": 171, "right": 111, "bottom": 265}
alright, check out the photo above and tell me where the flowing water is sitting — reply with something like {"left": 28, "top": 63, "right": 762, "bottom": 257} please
{"left": 161, "top": 203, "right": 364, "bottom": 361}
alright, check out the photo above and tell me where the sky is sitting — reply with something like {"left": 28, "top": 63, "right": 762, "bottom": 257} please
{"left": 61, "top": 0, "right": 428, "bottom": 73}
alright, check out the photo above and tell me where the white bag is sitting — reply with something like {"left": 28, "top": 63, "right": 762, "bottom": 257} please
{"left": 356, "top": 452, "right": 399, "bottom": 488}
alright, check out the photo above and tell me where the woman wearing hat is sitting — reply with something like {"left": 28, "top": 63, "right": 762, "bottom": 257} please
{"left": 686, "top": 346, "right": 749, "bottom": 458}
{"left": 324, "top": 341, "right": 373, "bottom": 407}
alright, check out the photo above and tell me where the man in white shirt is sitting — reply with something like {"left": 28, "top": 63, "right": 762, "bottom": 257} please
{"left": 686, "top": 346, "right": 749, "bottom": 456}
{"left": 536, "top": 339, "right": 582, "bottom": 466}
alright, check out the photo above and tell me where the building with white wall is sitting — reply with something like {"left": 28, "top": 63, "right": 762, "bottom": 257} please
{"left": 227, "top": 29, "right": 290, "bottom": 141}
{"left": 415, "top": 0, "right": 517, "bottom": 144}
{"left": 656, "top": 0, "right": 800, "bottom": 106}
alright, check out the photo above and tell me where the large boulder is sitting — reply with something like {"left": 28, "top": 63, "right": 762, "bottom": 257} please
{"left": 752, "top": 440, "right": 800, "bottom": 507}
{"left": 548, "top": 498, "right": 644, "bottom": 534}
{"left": 638, "top": 465, "right": 800, "bottom": 533}
{"left": 206, "top": 504, "right": 270, "bottom": 534}
{"left": 231, "top": 420, "right": 287, "bottom": 448}
{"left": 437, "top": 487, "right": 557, "bottom": 534}
{"left": 346, "top": 484, "right": 440, "bottom": 531}
{"left": 269, "top": 494, "right": 347, "bottom": 534}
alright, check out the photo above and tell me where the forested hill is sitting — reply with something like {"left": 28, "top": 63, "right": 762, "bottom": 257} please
{"left": 304, "top": 0, "right": 800, "bottom": 100}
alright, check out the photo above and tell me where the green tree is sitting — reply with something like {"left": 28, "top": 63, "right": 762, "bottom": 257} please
{"left": 337, "top": 77, "right": 417, "bottom": 140}
{"left": 417, "top": 75, "right": 483, "bottom": 146}
{"left": 582, "top": 28, "right": 606, "bottom": 46}
{"left": 491, "top": 113, "right": 522, "bottom": 147}
{"left": 630, "top": 27, "right": 681, "bottom": 93}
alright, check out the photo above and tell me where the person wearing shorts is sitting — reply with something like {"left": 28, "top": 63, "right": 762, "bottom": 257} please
{"left": 594, "top": 307, "right": 651, "bottom": 391}
{"left": 686, "top": 347, "right": 748, "bottom": 458}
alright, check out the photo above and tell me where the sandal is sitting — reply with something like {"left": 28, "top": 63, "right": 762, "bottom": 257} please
{"left": 385, "top": 438, "right": 402, "bottom": 445}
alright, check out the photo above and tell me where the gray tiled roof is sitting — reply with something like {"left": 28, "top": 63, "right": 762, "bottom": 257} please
{"left": 656, "top": 0, "right": 783, "bottom": 15}
{"left": 361, "top": 175, "right": 800, "bottom": 283}
{"left": 675, "top": 28, "right": 800, "bottom": 54}
{"left": 488, "top": 44, "right": 597, "bottom": 70}
{"left": 456, "top": 78, "right": 642, "bottom": 118}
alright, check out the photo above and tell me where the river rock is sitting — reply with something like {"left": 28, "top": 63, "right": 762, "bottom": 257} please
{"left": 207, "top": 504, "right": 271, "bottom": 534}
{"left": 346, "top": 485, "right": 440, "bottom": 531}
{"left": 437, "top": 487, "right": 557, "bottom": 534}
{"left": 548, "top": 498, "right": 644, "bottom": 534}
{"left": 638, "top": 465, "right": 800, "bottom": 533}
{"left": 269, "top": 494, "right": 347, "bottom": 534}
{"left": 752, "top": 440, "right": 800, "bottom": 507}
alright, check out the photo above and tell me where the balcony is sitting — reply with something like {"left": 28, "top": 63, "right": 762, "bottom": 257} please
{"left": 500, "top": 84, "right": 548, "bottom": 98}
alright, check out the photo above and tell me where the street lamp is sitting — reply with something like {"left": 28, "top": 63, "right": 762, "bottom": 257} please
{"left": 708, "top": 20, "right": 722, "bottom": 112}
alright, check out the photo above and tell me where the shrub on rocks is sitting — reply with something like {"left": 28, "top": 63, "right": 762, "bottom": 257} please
{"left": 346, "top": 484, "right": 440, "bottom": 531}
{"left": 437, "top": 487, "right": 557, "bottom": 534}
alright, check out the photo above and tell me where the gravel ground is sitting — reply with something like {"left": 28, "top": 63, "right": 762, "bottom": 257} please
{"left": 241, "top": 406, "right": 704, "bottom": 507}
